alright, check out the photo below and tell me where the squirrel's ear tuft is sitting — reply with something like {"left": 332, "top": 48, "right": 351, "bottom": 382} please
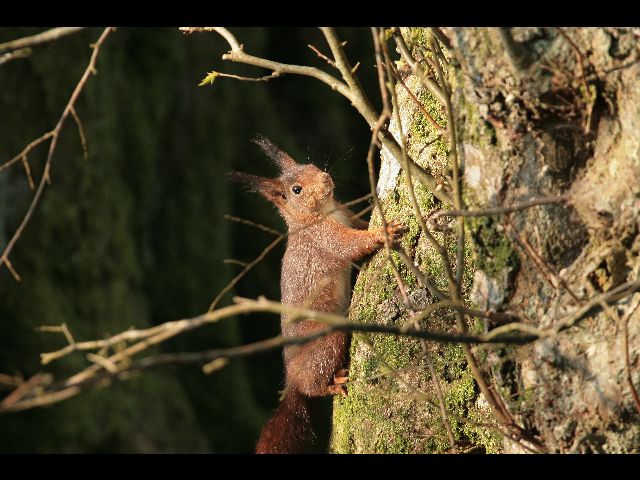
{"left": 252, "top": 135, "right": 298, "bottom": 171}
{"left": 227, "top": 171, "right": 260, "bottom": 191}
{"left": 228, "top": 171, "right": 286, "bottom": 206}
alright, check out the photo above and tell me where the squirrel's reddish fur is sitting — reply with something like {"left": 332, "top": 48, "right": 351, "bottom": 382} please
{"left": 231, "top": 136, "right": 405, "bottom": 454}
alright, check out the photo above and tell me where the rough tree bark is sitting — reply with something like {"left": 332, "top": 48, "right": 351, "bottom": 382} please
{"left": 332, "top": 27, "right": 640, "bottom": 453}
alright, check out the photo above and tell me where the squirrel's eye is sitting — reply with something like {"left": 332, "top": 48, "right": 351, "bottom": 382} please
{"left": 292, "top": 185, "right": 302, "bottom": 195}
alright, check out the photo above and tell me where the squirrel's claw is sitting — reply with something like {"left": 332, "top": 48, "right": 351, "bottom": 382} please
{"left": 386, "top": 220, "right": 408, "bottom": 236}
{"left": 325, "top": 383, "right": 348, "bottom": 397}
{"left": 333, "top": 368, "right": 349, "bottom": 386}
{"left": 383, "top": 220, "right": 407, "bottom": 247}
{"left": 325, "top": 369, "right": 349, "bottom": 396}
{"left": 334, "top": 368, "right": 349, "bottom": 379}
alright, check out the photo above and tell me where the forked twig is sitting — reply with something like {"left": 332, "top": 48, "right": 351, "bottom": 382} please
{"left": 0, "top": 27, "right": 114, "bottom": 280}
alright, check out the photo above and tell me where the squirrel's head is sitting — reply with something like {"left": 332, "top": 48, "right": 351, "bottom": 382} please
{"left": 229, "top": 136, "right": 335, "bottom": 219}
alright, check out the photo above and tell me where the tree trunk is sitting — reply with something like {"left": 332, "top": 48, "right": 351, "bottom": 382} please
{"left": 332, "top": 27, "right": 640, "bottom": 453}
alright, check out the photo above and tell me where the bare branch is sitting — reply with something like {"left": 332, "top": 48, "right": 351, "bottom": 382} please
{"left": 193, "top": 26, "right": 451, "bottom": 206}
{"left": 320, "top": 27, "right": 369, "bottom": 101}
{"left": 0, "top": 295, "right": 547, "bottom": 414}
{"left": 504, "top": 217, "right": 582, "bottom": 303}
{"left": 307, "top": 43, "right": 337, "bottom": 69}
{"left": 393, "top": 30, "right": 447, "bottom": 106}
{"left": 200, "top": 70, "right": 281, "bottom": 84}
{"left": 381, "top": 34, "right": 458, "bottom": 298}
{"left": 430, "top": 195, "right": 570, "bottom": 220}
{"left": 209, "top": 235, "right": 284, "bottom": 311}
{"left": 0, "top": 27, "right": 114, "bottom": 279}
{"left": 223, "top": 258, "right": 249, "bottom": 267}
{"left": 0, "top": 47, "right": 32, "bottom": 66}
{"left": 0, "top": 132, "right": 54, "bottom": 174}
{"left": 390, "top": 60, "right": 446, "bottom": 134}
{"left": 431, "top": 28, "right": 452, "bottom": 51}
{"left": 555, "top": 28, "right": 590, "bottom": 97}
{"left": 554, "top": 279, "right": 640, "bottom": 334}
{"left": 209, "top": 27, "right": 242, "bottom": 52}
{"left": 0, "top": 373, "right": 52, "bottom": 411}
{"left": 0, "top": 373, "right": 22, "bottom": 390}
{"left": 5, "top": 272, "right": 638, "bottom": 415}
{"left": 69, "top": 106, "right": 89, "bottom": 160}
{"left": 20, "top": 155, "right": 35, "bottom": 190}
{"left": 224, "top": 214, "right": 283, "bottom": 236}
{"left": 0, "top": 27, "right": 86, "bottom": 54}
{"left": 3, "top": 257, "right": 21, "bottom": 281}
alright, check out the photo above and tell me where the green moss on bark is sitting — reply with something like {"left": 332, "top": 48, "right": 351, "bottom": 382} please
{"left": 331, "top": 30, "right": 501, "bottom": 450}
{"left": 469, "top": 216, "right": 519, "bottom": 279}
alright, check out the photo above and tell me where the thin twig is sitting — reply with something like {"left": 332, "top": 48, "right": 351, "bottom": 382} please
{"left": 0, "top": 374, "right": 22, "bottom": 389}
{"left": 321, "top": 27, "right": 368, "bottom": 100}
{"left": 0, "top": 374, "right": 51, "bottom": 411}
{"left": 307, "top": 44, "right": 337, "bottom": 69}
{"left": 374, "top": 30, "right": 457, "bottom": 450}
{"left": 504, "top": 217, "right": 582, "bottom": 303}
{"left": 403, "top": 298, "right": 522, "bottom": 333}
{"left": 431, "top": 28, "right": 452, "bottom": 51}
{"left": 10, "top": 276, "right": 638, "bottom": 414}
{"left": 3, "top": 258, "right": 21, "bottom": 281}
{"left": 393, "top": 73, "right": 446, "bottom": 134}
{"left": 425, "top": 353, "right": 457, "bottom": 451}
{"left": 396, "top": 29, "right": 508, "bottom": 428}
{"left": 430, "top": 35, "right": 464, "bottom": 287}
{"left": 597, "top": 56, "right": 640, "bottom": 77}
{"left": 430, "top": 195, "right": 570, "bottom": 220}
{"left": 555, "top": 28, "right": 590, "bottom": 96}
{"left": 179, "top": 27, "right": 240, "bottom": 50}
{"left": 223, "top": 258, "right": 249, "bottom": 267}
{"left": 393, "top": 30, "right": 447, "bottom": 107}
{"left": 439, "top": 30, "right": 516, "bottom": 430}
{"left": 555, "top": 28, "right": 595, "bottom": 133}
{"left": 40, "top": 322, "right": 169, "bottom": 365}
{"left": 0, "top": 27, "right": 86, "bottom": 54}
{"left": 364, "top": 27, "right": 415, "bottom": 307}
{"left": 395, "top": 247, "right": 448, "bottom": 301}
{"left": 554, "top": 278, "right": 640, "bottom": 334}
{"left": 0, "top": 132, "right": 54, "bottom": 173}
{"left": 382, "top": 34, "right": 458, "bottom": 298}
{"left": 0, "top": 47, "right": 32, "bottom": 66}
{"left": 199, "top": 26, "right": 451, "bottom": 206}
{"left": 69, "top": 107, "right": 88, "bottom": 160}
{"left": 20, "top": 156, "right": 35, "bottom": 190}
{"left": 201, "top": 70, "right": 281, "bottom": 84}
{"left": 324, "top": 27, "right": 452, "bottom": 210}
{"left": 209, "top": 235, "right": 283, "bottom": 310}
{"left": 2, "top": 296, "right": 559, "bottom": 414}
{"left": 224, "top": 214, "right": 283, "bottom": 236}
{"left": 0, "top": 27, "right": 114, "bottom": 279}
{"left": 199, "top": 27, "right": 353, "bottom": 99}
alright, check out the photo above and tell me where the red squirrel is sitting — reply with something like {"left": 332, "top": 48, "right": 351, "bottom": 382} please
{"left": 230, "top": 136, "right": 406, "bottom": 454}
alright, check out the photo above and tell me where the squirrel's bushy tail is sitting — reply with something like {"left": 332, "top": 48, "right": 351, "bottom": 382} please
{"left": 255, "top": 387, "right": 313, "bottom": 454}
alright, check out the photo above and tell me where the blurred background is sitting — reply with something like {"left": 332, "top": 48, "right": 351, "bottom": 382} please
{"left": 0, "top": 27, "right": 377, "bottom": 452}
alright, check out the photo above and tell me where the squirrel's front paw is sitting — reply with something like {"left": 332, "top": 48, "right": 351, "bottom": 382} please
{"left": 325, "top": 383, "right": 348, "bottom": 397}
{"left": 386, "top": 220, "right": 407, "bottom": 245}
